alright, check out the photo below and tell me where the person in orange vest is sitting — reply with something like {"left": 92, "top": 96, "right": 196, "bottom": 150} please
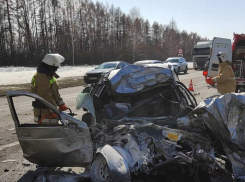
{"left": 31, "top": 54, "right": 68, "bottom": 123}
{"left": 206, "top": 52, "right": 236, "bottom": 95}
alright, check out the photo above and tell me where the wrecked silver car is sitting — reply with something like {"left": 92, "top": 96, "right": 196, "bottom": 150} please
{"left": 77, "top": 65, "right": 197, "bottom": 126}
{"left": 6, "top": 65, "right": 245, "bottom": 182}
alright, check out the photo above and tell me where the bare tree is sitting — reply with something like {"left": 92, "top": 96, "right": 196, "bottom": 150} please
{"left": 0, "top": 1, "right": 208, "bottom": 66}
{"left": 129, "top": 7, "right": 141, "bottom": 62}
{"left": 164, "top": 18, "right": 181, "bottom": 57}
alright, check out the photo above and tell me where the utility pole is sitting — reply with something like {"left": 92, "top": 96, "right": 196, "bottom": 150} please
{"left": 70, "top": 0, "right": 75, "bottom": 66}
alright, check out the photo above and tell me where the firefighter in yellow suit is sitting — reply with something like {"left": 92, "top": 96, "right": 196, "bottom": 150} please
{"left": 207, "top": 52, "right": 236, "bottom": 95}
{"left": 31, "top": 54, "right": 68, "bottom": 124}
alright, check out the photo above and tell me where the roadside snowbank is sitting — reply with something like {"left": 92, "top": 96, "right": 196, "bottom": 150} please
{"left": 0, "top": 63, "right": 193, "bottom": 86}
{"left": 0, "top": 66, "right": 97, "bottom": 86}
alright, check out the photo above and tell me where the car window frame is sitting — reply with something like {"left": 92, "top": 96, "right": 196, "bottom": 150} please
{"left": 117, "top": 62, "right": 124, "bottom": 69}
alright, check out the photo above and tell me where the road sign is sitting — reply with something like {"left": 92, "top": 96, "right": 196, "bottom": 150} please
{"left": 179, "top": 49, "right": 183, "bottom": 54}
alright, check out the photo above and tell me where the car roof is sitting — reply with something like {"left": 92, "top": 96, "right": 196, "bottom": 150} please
{"left": 134, "top": 60, "right": 161, "bottom": 64}
{"left": 100, "top": 61, "right": 124, "bottom": 64}
{"left": 166, "top": 57, "right": 182, "bottom": 59}
{"left": 108, "top": 65, "right": 178, "bottom": 93}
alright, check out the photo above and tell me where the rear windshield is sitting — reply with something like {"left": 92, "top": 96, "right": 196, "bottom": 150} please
{"left": 165, "top": 59, "right": 179, "bottom": 63}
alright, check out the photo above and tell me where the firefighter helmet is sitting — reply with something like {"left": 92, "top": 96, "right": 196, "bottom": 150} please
{"left": 217, "top": 52, "right": 230, "bottom": 63}
{"left": 42, "top": 54, "right": 65, "bottom": 67}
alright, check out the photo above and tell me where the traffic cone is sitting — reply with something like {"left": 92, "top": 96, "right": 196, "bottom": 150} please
{"left": 188, "top": 79, "right": 194, "bottom": 92}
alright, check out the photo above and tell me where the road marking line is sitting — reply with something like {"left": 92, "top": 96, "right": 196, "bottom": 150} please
{"left": 0, "top": 141, "right": 19, "bottom": 151}
{"left": 8, "top": 128, "right": 15, "bottom": 131}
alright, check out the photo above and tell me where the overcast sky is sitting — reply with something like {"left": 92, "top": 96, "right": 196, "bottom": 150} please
{"left": 92, "top": 0, "right": 245, "bottom": 40}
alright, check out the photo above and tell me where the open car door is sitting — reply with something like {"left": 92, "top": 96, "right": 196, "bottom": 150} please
{"left": 6, "top": 91, "right": 93, "bottom": 168}
{"left": 207, "top": 37, "right": 232, "bottom": 77}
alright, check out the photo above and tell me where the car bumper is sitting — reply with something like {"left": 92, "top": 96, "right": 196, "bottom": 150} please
{"left": 84, "top": 75, "right": 100, "bottom": 84}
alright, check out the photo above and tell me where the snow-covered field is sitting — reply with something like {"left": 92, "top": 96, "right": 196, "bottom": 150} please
{"left": 0, "top": 63, "right": 193, "bottom": 86}
{"left": 0, "top": 66, "right": 97, "bottom": 86}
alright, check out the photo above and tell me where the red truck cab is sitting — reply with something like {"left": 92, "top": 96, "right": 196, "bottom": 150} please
{"left": 203, "top": 34, "right": 245, "bottom": 92}
{"left": 232, "top": 34, "right": 245, "bottom": 92}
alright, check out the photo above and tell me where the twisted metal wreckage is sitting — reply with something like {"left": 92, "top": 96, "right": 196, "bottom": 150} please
{"left": 6, "top": 65, "right": 245, "bottom": 181}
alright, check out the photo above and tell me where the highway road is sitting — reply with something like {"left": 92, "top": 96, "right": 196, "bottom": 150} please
{"left": 0, "top": 70, "right": 217, "bottom": 182}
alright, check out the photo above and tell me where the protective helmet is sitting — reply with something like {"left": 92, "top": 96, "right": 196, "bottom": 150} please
{"left": 217, "top": 52, "right": 229, "bottom": 63}
{"left": 42, "top": 54, "right": 65, "bottom": 67}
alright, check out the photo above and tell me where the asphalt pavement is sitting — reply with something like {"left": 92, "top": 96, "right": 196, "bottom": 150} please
{"left": 0, "top": 69, "right": 217, "bottom": 182}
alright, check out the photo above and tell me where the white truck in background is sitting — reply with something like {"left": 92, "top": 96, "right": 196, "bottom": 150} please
{"left": 192, "top": 41, "right": 212, "bottom": 70}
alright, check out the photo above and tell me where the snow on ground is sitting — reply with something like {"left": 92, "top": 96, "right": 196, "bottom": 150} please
{"left": 0, "top": 65, "right": 97, "bottom": 86}
{"left": 0, "top": 63, "right": 193, "bottom": 86}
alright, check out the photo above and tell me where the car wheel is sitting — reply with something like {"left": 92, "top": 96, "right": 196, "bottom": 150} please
{"left": 184, "top": 66, "right": 188, "bottom": 74}
{"left": 90, "top": 154, "right": 112, "bottom": 182}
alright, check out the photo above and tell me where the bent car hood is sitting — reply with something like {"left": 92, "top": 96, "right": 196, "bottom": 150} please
{"left": 107, "top": 65, "right": 176, "bottom": 94}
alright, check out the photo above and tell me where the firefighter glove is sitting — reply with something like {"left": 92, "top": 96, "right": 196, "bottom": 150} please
{"left": 59, "top": 104, "right": 68, "bottom": 111}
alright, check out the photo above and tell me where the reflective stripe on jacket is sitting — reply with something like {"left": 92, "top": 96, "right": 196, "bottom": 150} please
{"left": 31, "top": 76, "right": 56, "bottom": 87}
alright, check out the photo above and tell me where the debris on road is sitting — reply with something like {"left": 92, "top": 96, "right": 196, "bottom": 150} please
{"left": 1, "top": 159, "right": 17, "bottom": 163}
{"left": 7, "top": 128, "right": 15, "bottom": 131}
{"left": 22, "top": 163, "right": 31, "bottom": 167}
{"left": 193, "top": 92, "right": 200, "bottom": 96}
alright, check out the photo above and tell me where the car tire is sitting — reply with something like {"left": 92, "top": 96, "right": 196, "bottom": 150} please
{"left": 184, "top": 66, "right": 188, "bottom": 74}
{"left": 90, "top": 154, "right": 112, "bottom": 182}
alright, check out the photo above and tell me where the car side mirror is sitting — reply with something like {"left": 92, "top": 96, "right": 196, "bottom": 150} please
{"left": 180, "top": 61, "right": 183, "bottom": 63}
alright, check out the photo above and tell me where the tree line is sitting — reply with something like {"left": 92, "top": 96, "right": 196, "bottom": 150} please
{"left": 0, "top": 0, "right": 207, "bottom": 66}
